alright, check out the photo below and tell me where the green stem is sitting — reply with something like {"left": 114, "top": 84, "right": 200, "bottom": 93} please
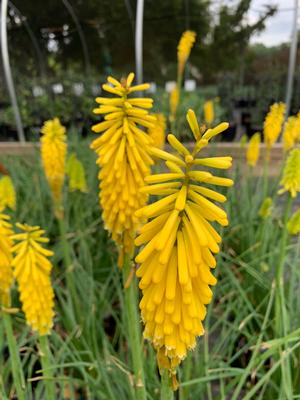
{"left": 274, "top": 195, "right": 293, "bottom": 398}
{"left": 180, "top": 354, "right": 192, "bottom": 400}
{"left": 262, "top": 151, "right": 270, "bottom": 198}
{"left": 122, "top": 253, "right": 147, "bottom": 400}
{"left": 288, "top": 232, "right": 300, "bottom": 311}
{"left": 2, "top": 312, "right": 26, "bottom": 400}
{"left": 57, "top": 216, "right": 78, "bottom": 318}
{"left": 160, "top": 369, "right": 174, "bottom": 400}
{"left": 39, "top": 335, "right": 55, "bottom": 399}
{"left": 275, "top": 196, "right": 293, "bottom": 337}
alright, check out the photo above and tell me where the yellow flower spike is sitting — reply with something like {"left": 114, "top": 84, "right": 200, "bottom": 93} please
{"left": 148, "top": 114, "right": 166, "bottom": 149}
{"left": 11, "top": 223, "right": 55, "bottom": 335}
{"left": 90, "top": 73, "right": 155, "bottom": 265}
{"left": 135, "top": 109, "right": 233, "bottom": 374}
{"left": 294, "top": 111, "right": 300, "bottom": 142}
{"left": 0, "top": 176, "right": 16, "bottom": 211}
{"left": 169, "top": 87, "right": 179, "bottom": 122}
{"left": 0, "top": 213, "right": 14, "bottom": 307}
{"left": 278, "top": 148, "right": 300, "bottom": 198}
{"left": 287, "top": 209, "right": 300, "bottom": 235}
{"left": 263, "top": 102, "right": 285, "bottom": 149}
{"left": 282, "top": 116, "right": 297, "bottom": 152}
{"left": 240, "top": 134, "right": 248, "bottom": 148}
{"left": 40, "top": 118, "right": 67, "bottom": 204}
{"left": 246, "top": 132, "right": 261, "bottom": 167}
{"left": 177, "top": 30, "right": 196, "bottom": 77}
{"left": 66, "top": 153, "right": 88, "bottom": 193}
{"left": 203, "top": 100, "right": 214, "bottom": 126}
{"left": 259, "top": 197, "right": 273, "bottom": 218}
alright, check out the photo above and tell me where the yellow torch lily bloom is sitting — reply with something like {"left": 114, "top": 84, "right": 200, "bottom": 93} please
{"left": 246, "top": 132, "right": 261, "bottom": 167}
{"left": 282, "top": 116, "right": 297, "bottom": 152}
{"left": 148, "top": 114, "right": 166, "bottom": 150}
{"left": 0, "top": 176, "right": 16, "bottom": 211}
{"left": 287, "top": 209, "right": 300, "bottom": 235}
{"left": 135, "top": 109, "right": 233, "bottom": 373}
{"left": 263, "top": 102, "right": 285, "bottom": 150}
{"left": 294, "top": 111, "right": 300, "bottom": 142}
{"left": 0, "top": 213, "right": 14, "bottom": 307}
{"left": 40, "top": 118, "right": 67, "bottom": 204}
{"left": 278, "top": 148, "right": 300, "bottom": 198}
{"left": 90, "top": 73, "right": 155, "bottom": 266}
{"left": 169, "top": 87, "right": 179, "bottom": 123}
{"left": 177, "top": 31, "right": 196, "bottom": 77}
{"left": 259, "top": 197, "right": 273, "bottom": 218}
{"left": 12, "top": 223, "right": 55, "bottom": 335}
{"left": 240, "top": 134, "right": 248, "bottom": 148}
{"left": 203, "top": 100, "right": 214, "bottom": 126}
{"left": 66, "top": 153, "right": 88, "bottom": 193}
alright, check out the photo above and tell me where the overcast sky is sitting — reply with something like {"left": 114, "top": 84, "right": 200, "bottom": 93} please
{"left": 248, "top": 0, "right": 297, "bottom": 46}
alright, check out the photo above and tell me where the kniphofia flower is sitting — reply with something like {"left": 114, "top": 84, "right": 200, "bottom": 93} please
{"left": 240, "top": 134, "right": 248, "bottom": 148}
{"left": 259, "top": 197, "right": 273, "bottom": 218}
{"left": 90, "top": 73, "right": 155, "bottom": 265}
{"left": 246, "top": 132, "right": 261, "bottom": 167}
{"left": 287, "top": 210, "right": 300, "bottom": 235}
{"left": 148, "top": 114, "right": 166, "bottom": 149}
{"left": 12, "top": 224, "right": 55, "bottom": 335}
{"left": 66, "top": 153, "right": 88, "bottom": 193}
{"left": 263, "top": 102, "right": 285, "bottom": 150}
{"left": 169, "top": 87, "right": 179, "bottom": 122}
{"left": 294, "top": 111, "right": 300, "bottom": 142}
{"left": 40, "top": 118, "right": 67, "bottom": 204}
{"left": 0, "top": 175, "right": 16, "bottom": 211}
{"left": 177, "top": 31, "right": 196, "bottom": 77}
{"left": 282, "top": 116, "right": 297, "bottom": 152}
{"left": 135, "top": 109, "right": 233, "bottom": 372}
{"left": 0, "top": 213, "right": 14, "bottom": 307}
{"left": 203, "top": 100, "right": 214, "bottom": 126}
{"left": 278, "top": 148, "right": 300, "bottom": 198}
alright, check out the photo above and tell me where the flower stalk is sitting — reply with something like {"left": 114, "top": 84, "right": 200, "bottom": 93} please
{"left": 160, "top": 368, "right": 174, "bottom": 400}
{"left": 39, "top": 334, "right": 55, "bottom": 399}
{"left": 122, "top": 253, "right": 146, "bottom": 400}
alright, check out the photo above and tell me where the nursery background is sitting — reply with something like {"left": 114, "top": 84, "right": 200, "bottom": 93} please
{"left": 1, "top": 0, "right": 300, "bottom": 399}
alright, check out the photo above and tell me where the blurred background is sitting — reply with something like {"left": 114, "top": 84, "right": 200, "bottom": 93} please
{"left": 0, "top": 0, "right": 299, "bottom": 141}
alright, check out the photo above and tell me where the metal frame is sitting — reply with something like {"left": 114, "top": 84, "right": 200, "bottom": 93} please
{"left": 135, "top": 0, "right": 144, "bottom": 85}
{"left": 1, "top": 0, "right": 25, "bottom": 142}
{"left": 285, "top": 0, "right": 299, "bottom": 119}
{"left": 61, "top": 0, "right": 90, "bottom": 74}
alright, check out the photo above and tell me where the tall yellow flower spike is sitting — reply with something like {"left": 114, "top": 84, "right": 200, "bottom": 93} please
{"left": 66, "top": 153, "right": 88, "bottom": 193}
{"left": 287, "top": 210, "right": 300, "bottom": 235}
{"left": 177, "top": 31, "right": 196, "bottom": 77}
{"left": 90, "top": 73, "right": 155, "bottom": 265}
{"left": 263, "top": 102, "right": 285, "bottom": 150}
{"left": 282, "top": 116, "right": 297, "bottom": 152}
{"left": 40, "top": 118, "right": 67, "bottom": 204}
{"left": 246, "top": 132, "right": 261, "bottom": 167}
{"left": 0, "top": 213, "right": 14, "bottom": 307}
{"left": 278, "top": 148, "right": 300, "bottom": 198}
{"left": 0, "top": 176, "right": 16, "bottom": 211}
{"left": 294, "top": 111, "right": 300, "bottom": 142}
{"left": 169, "top": 87, "right": 179, "bottom": 122}
{"left": 148, "top": 114, "right": 166, "bottom": 150}
{"left": 135, "top": 109, "right": 233, "bottom": 374}
{"left": 12, "top": 224, "right": 55, "bottom": 335}
{"left": 259, "top": 197, "right": 273, "bottom": 218}
{"left": 203, "top": 100, "right": 214, "bottom": 126}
